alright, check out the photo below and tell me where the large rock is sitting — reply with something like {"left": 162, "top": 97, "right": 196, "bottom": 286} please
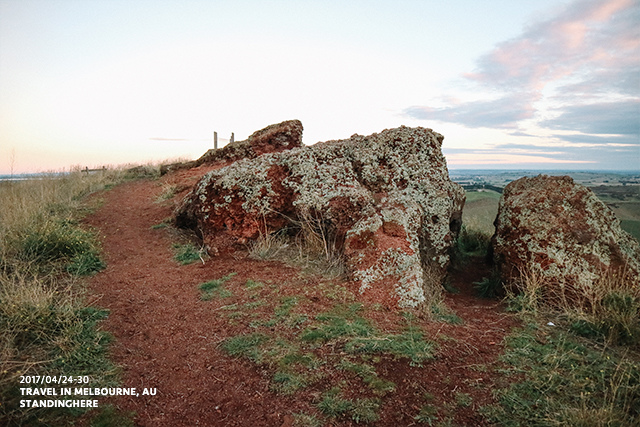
{"left": 160, "top": 120, "right": 303, "bottom": 174}
{"left": 175, "top": 125, "right": 464, "bottom": 307}
{"left": 492, "top": 175, "right": 640, "bottom": 290}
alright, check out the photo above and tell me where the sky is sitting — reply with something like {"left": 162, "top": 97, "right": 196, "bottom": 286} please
{"left": 0, "top": 0, "right": 638, "bottom": 174}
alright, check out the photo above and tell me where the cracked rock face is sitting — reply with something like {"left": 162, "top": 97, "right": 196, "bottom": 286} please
{"left": 492, "top": 175, "right": 640, "bottom": 289}
{"left": 175, "top": 125, "right": 464, "bottom": 307}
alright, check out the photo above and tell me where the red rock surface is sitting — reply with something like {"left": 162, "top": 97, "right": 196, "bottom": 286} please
{"left": 161, "top": 120, "right": 303, "bottom": 175}
{"left": 492, "top": 175, "right": 640, "bottom": 291}
{"left": 175, "top": 125, "right": 464, "bottom": 307}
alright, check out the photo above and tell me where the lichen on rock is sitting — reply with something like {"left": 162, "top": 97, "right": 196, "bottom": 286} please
{"left": 175, "top": 124, "right": 464, "bottom": 308}
{"left": 492, "top": 175, "right": 640, "bottom": 293}
{"left": 160, "top": 119, "right": 304, "bottom": 175}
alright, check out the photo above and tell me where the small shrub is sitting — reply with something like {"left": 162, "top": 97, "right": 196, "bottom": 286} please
{"left": 173, "top": 243, "right": 204, "bottom": 265}
{"left": 454, "top": 392, "right": 472, "bottom": 408}
{"left": 414, "top": 404, "right": 439, "bottom": 425}
{"left": 473, "top": 270, "right": 502, "bottom": 298}
{"left": 453, "top": 225, "right": 491, "bottom": 262}
{"left": 67, "top": 250, "right": 105, "bottom": 276}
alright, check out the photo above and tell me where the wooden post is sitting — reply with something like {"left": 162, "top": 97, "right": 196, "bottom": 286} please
{"left": 214, "top": 131, "right": 218, "bottom": 149}
{"left": 230, "top": 132, "right": 234, "bottom": 144}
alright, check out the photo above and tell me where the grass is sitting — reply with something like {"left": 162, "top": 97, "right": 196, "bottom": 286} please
{"left": 173, "top": 242, "right": 205, "bottom": 265}
{"left": 490, "top": 261, "right": 640, "bottom": 426}
{"left": 620, "top": 220, "right": 640, "bottom": 242}
{"left": 218, "top": 282, "right": 437, "bottom": 423}
{"left": 198, "top": 273, "right": 236, "bottom": 300}
{"left": 248, "top": 211, "right": 346, "bottom": 280}
{"left": 485, "top": 325, "right": 640, "bottom": 426}
{"left": 0, "top": 167, "right": 147, "bottom": 426}
{"left": 473, "top": 270, "right": 502, "bottom": 298}
{"left": 317, "top": 388, "right": 381, "bottom": 423}
{"left": 506, "top": 264, "right": 640, "bottom": 346}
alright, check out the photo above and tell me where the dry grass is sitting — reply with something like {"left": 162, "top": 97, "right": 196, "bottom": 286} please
{"left": 506, "top": 263, "right": 640, "bottom": 345}
{"left": 248, "top": 210, "right": 346, "bottom": 280}
{"left": 0, "top": 165, "right": 154, "bottom": 425}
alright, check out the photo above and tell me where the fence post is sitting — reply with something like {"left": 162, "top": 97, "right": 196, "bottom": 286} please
{"left": 214, "top": 131, "right": 218, "bottom": 149}
{"left": 230, "top": 132, "right": 234, "bottom": 144}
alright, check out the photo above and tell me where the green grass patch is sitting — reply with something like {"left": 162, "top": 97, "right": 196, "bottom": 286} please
{"left": 337, "top": 360, "right": 395, "bottom": 395}
{"left": 431, "top": 303, "right": 464, "bottom": 325}
{"left": 198, "top": 273, "right": 236, "bottom": 300}
{"left": 414, "top": 403, "right": 439, "bottom": 425}
{"left": 173, "top": 243, "right": 203, "bottom": 265}
{"left": 344, "top": 326, "right": 436, "bottom": 367}
{"left": 300, "top": 304, "right": 374, "bottom": 342}
{"left": 620, "top": 219, "right": 640, "bottom": 242}
{"left": 292, "top": 412, "right": 322, "bottom": 427}
{"left": 317, "top": 388, "right": 381, "bottom": 423}
{"left": 245, "top": 279, "right": 265, "bottom": 290}
{"left": 486, "top": 325, "right": 640, "bottom": 426}
{"left": 473, "top": 270, "right": 502, "bottom": 299}
{"left": 17, "top": 220, "right": 105, "bottom": 276}
{"left": 221, "top": 333, "right": 270, "bottom": 363}
{"left": 0, "top": 169, "right": 135, "bottom": 426}
{"left": 452, "top": 225, "right": 492, "bottom": 264}
{"left": 89, "top": 404, "right": 136, "bottom": 427}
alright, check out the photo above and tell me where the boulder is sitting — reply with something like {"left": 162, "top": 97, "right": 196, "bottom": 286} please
{"left": 492, "top": 175, "right": 640, "bottom": 290}
{"left": 175, "top": 125, "right": 464, "bottom": 308}
{"left": 160, "top": 120, "right": 303, "bottom": 175}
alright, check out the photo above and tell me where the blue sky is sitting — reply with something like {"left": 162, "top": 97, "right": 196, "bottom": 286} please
{"left": 1, "top": 0, "right": 638, "bottom": 173}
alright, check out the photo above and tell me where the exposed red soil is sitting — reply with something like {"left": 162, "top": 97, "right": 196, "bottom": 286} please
{"left": 84, "top": 172, "right": 518, "bottom": 426}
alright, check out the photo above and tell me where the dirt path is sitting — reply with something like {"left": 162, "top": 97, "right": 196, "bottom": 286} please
{"left": 85, "top": 176, "right": 517, "bottom": 426}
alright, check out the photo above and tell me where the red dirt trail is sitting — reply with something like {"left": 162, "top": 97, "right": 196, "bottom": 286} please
{"left": 85, "top": 174, "right": 517, "bottom": 426}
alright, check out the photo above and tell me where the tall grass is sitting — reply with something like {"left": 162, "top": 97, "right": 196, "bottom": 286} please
{"left": 506, "top": 264, "right": 640, "bottom": 346}
{"left": 248, "top": 209, "right": 346, "bottom": 280}
{"left": 0, "top": 167, "right": 139, "bottom": 425}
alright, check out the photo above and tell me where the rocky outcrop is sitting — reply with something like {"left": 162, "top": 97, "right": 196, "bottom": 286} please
{"left": 160, "top": 120, "right": 303, "bottom": 175}
{"left": 492, "top": 175, "right": 640, "bottom": 290}
{"left": 175, "top": 125, "right": 464, "bottom": 307}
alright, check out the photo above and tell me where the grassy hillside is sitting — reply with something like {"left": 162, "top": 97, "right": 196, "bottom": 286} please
{"left": 0, "top": 167, "right": 153, "bottom": 426}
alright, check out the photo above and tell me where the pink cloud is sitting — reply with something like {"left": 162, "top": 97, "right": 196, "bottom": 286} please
{"left": 467, "top": 0, "right": 637, "bottom": 93}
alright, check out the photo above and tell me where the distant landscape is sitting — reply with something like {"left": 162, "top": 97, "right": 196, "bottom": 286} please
{"left": 450, "top": 170, "right": 640, "bottom": 243}
{"left": 4, "top": 169, "right": 638, "bottom": 242}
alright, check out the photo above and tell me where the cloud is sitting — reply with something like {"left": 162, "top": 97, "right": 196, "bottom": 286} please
{"left": 404, "top": 0, "right": 639, "bottom": 138}
{"left": 541, "top": 100, "right": 640, "bottom": 135}
{"left": 404, "top": 92, "right": 538, "bottom": 129}
{"left": 551, "top": 133, "right": 639, "bottom": 146}
{"left": 465, "top": 0, "right": 638, "bottom": 93}
{"left": 443, "top": 140, "right": 639, "bottom": 170}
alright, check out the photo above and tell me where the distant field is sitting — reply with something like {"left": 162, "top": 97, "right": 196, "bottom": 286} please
{"left": 462, "top": 190, "right": 500, "bottom": 235}
{"left": 462, "top": 189, "right": 640, "bottom": 243}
